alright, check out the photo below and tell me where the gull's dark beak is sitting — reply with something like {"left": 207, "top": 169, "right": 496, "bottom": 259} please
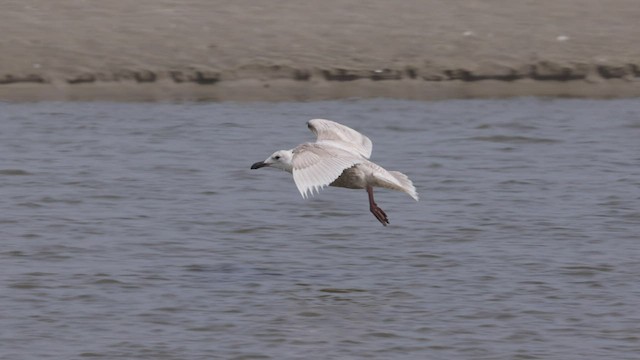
{"left": 251, "top": 161, "right": 268, "bottom": 169}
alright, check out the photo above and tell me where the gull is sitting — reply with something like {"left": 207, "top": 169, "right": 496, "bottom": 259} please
{"left": 250, "top": 119, "right": 418, "bottom": 226}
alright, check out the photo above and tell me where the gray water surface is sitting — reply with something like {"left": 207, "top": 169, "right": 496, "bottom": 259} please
{"left": 1, "top": 99, "right": 639, "bottom": 359}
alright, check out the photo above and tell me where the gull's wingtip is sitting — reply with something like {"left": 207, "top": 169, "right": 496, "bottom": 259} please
{"left": 297, "top": 185, "right": 324, "bottom": 200}
{"left": 307, "top": 118, "right": 329, "bottom": 131}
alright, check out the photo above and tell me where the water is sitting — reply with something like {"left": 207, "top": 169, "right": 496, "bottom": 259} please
{"left": 1, "top": 98, "right": 639, "bottom": 360}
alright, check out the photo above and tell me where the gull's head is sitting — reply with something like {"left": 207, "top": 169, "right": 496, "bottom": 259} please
{"left": 251, "top": 150, "right": 294, "bottom": 172}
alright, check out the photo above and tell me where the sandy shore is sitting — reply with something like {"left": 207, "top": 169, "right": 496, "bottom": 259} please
{"left": 1, "top": 0, "right": 639, "bottom": 101}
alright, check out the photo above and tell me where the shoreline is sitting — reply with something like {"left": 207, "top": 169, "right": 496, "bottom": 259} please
{"left": 2, "top": 0, "right": 639, "bottom": 102}
{"left": 3, "top": 79, "right": 639, "bottom": 103}
{"left": 1, "top": 63, "right": 639, "bottom": 102}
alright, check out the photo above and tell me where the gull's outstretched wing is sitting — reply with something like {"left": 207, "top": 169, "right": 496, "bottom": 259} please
{"left": 292, "top": 143, "right": 364, "bottom": 198}
{"left": 307, "top": 119, "right": 373, "bottom": 159}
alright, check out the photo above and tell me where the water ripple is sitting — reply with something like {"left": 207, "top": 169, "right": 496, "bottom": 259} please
{"left": 1, "top": 99, "right": 639, "bottom": 360}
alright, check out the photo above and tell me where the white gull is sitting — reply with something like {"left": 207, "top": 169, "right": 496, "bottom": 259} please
{"left": 250, "top": 119, "right": 418, "bottom": 226}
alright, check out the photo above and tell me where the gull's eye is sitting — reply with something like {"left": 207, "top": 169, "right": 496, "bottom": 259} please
{"left": 274, "top": 155, "right": 281, "bottom": 160}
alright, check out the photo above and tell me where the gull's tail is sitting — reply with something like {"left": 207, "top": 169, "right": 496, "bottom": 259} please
{"left": 389, "top": 171, "right": 419, "bottom": 201}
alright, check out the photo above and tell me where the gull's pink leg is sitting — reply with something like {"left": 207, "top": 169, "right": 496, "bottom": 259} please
{"left": 367, "top": 185, "right": 389, "bottom": 226}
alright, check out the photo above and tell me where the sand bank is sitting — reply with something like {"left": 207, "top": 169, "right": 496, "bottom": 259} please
{"left": 1, "top": 0, "right": 639, "bottom": 101}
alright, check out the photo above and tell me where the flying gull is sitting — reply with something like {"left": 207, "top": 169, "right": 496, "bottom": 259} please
{"left": 250, "top": 119, "right": 418, "bottom": 226}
